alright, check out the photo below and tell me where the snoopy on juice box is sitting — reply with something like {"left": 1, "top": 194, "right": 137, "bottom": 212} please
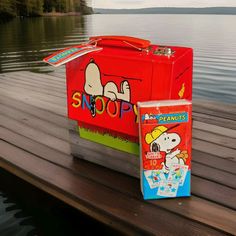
{"left": 138, "top": 99, "right": 192, "bottom": 200}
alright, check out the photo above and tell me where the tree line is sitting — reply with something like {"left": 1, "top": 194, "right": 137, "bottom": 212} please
{"left": 0, "top": 0, "right": 92, "bottom": 18}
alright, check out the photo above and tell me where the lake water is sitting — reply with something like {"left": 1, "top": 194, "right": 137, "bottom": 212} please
{"left": 0, "top": 169, "right": 120, "bottom": 236}
{"left": 0, "top": 14, "right": 236, "bottom": 103}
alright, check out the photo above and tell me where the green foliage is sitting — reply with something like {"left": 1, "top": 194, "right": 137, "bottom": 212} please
{"left": 0, "top": 0, "right": 92, "bottom": 18}
{"left": 0, "top": 0, "right": 16, "bottom": 18}
{"left": 15, "top": 0, "right": 44, "bottom": 16}
{"left": 43, "top": 0, "right": 89, "bottom": 13}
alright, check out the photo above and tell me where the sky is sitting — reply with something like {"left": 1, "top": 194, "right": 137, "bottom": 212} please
{"left": 87, "top": 0, "right": 236, "bottom": 9}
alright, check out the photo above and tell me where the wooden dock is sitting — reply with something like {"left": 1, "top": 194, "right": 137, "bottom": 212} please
{"left": 0, "top": 71, "right": 236, "bottom": 235}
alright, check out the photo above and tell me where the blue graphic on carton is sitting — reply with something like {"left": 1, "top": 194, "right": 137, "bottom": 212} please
{"left": 142, "top": 170, "right": 191, "bottom": 200}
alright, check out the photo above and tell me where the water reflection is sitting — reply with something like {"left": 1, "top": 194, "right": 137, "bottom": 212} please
{"left": 0, "top": 16, "right": 87, "bottom": 73}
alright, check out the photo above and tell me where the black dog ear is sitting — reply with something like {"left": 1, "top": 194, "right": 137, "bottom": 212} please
{"left": 151, "top": 142, "right": 160, "bottom": 152}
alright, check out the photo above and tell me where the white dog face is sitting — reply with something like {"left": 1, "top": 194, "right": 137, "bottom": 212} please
{"left": 150, "top": 132, "right": 181, "bottom": 153}
{"left": 84, "top": 61, "right": 103, "bottom": 96}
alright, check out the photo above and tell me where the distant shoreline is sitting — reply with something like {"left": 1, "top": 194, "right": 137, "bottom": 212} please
{"left": 94, "top": 7, "right": 236, "bottom": 15}
{"left": 0, "top": 11, "right": 89, "bottom": 21}
{"left": 43, "top": 12, "right": 81, "bottom": 17}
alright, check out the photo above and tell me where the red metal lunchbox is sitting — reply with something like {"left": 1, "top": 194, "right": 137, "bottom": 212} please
{"left": 44, "top": 35, "right": 193, "bottom": 177}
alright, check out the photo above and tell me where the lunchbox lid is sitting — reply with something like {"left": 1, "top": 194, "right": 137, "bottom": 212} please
{"left": 43, "top": 35, "right": 192, "bottom": 67}
{"left": 43, "top": 35, "right": 152, "bottom": 67}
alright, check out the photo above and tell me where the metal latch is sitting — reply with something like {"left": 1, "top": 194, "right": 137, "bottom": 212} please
{"left": 153, "top": 46, "right": 175, "bottom": 56}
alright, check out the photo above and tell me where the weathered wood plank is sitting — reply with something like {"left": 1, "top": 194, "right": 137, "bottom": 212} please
{"left": 20, "top": 73, "right": 65, "bottom": 86}
{"left": 0, "top": 74, "right": 66, "bottom": 91}
{"left": 6, "top": 71, "right": 66, "bottom": 85}
{"left": 0, "top": 141, "right": 225, "bottom": 236}
{"left": 193, "top": 129, "right": 236, "bottom": 149}
{"left": 0, "top": 104, "right": 69, "bottom": 141}
{"left": 0, "top": 76, "right": 66, "bottom": 98}
{"left": 194, "top": 99, "right": 236, "bottom": 114}
{"left": 22, "top": 71, "right": 66, "bottom": 82}
{"left": 0, "top": 84, "right": 65, "bottom": 106}
{"left": 193, "top": 112, "right": 236, "bottom": 129}
{"left": 0, "top": 87, "right": 66, "bottom": 116}
{"left": 192, "top": 150, "right": 236, "bottom": 175}
{"left": 0, "top": 127, "right": 72, "bottom": 167}
{"left": 0, "top": 71, "right": 65, "bottom": 87}
{"left": 49, "top": 72, "right": 66, "bottom": 79}
{"left": 193, "top": 106, "right": 236, "bottom": 121}
{"left": 0, "top": 73, "right": 66, "bottom": 90}
{"left": 0, "top": 94, "right": 68, "bottom": 128}
{"left": 0, "top": 114, "right": 70, "bottom": 154}
{"left": 192, "top": 162, "right": 236, "bottom": 189}
{"left": 193, "top": 139, "right": 236, "bottom": 161}
{"left": 192, "top": 175, "right": 236, "bottom": 210}
{"left": 193, "top": 100, "right": 236, "bottom": 119}
{"left": 193, "top": 121, "right": 236, "bottom": 139}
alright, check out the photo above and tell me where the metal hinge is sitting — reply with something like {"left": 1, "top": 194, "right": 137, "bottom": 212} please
{"left": 153, "top": 46, "right": 175, "bottom": 56}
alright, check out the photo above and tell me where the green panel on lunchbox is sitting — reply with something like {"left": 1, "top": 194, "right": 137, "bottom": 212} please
{"left": 77, "top": 127, "right": 139, "bottom": 156}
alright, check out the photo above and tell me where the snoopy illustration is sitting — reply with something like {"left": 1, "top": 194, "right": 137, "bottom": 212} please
{"left": 84, "top": 60, "right": 130, "bottom": 116}
{"left": 145, "top": 125, "right": 188, "bottom": 173}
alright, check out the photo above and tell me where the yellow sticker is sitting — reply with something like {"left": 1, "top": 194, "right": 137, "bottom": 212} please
{"left": 178, "top": 83, "right": 185, "bottom": 98}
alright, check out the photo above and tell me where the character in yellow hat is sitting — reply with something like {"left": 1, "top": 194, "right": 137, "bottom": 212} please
{"left": 145, "top": 125, "right": 188, "bottom": 173}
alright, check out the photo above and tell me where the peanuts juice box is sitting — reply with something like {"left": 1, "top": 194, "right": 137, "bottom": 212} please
{"left": 138, "top": 100, "right": 192, "bottom": 200}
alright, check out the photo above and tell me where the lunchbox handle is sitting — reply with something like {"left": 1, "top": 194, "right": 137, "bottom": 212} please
{"left": 89, "top": 35, "right": 151, "bottom": 50}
